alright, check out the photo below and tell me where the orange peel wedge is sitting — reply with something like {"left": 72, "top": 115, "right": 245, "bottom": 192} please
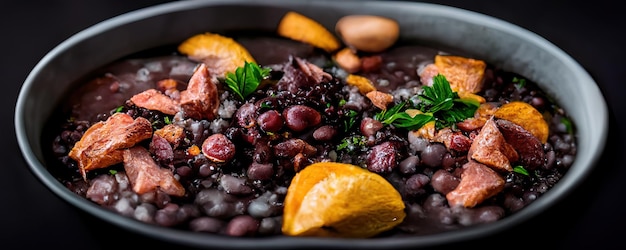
{"left": 282, "top": 162, "right": 406, "bottom": 238}
{"left": 494, "top": 101, "right": 549, "bottom": 143}
{"left": 345, "top": 74, "right": 376, "bottom": 95}
{"left": 277, "top": 11, "right": 341, "bottom": 53}
{"left": 178, "top": 32, "right": 256, "bottom": 77}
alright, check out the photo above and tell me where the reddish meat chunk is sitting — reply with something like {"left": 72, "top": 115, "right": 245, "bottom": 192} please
{"left": 129, "top": 88, "right": 180, "bottom": 115}
{"left": 446, "top": 161, "right": 505, "bottom": 208}
{"left": 179, "top": 63, "right": 220, "bottom": 120}
{"left": 122, "top": 146, "right": 185, "bottom": 197}
{"left": 433, "top": 128, "right": 472, "bottom": 152}
{"left": 468, "top": 118, "right": 518, "bottom": 172}
{"left": 68, "top": 113, "right": 153, "bottom": 179}
{"left": 495, "top": 118, "right": 546, "bottom": 170}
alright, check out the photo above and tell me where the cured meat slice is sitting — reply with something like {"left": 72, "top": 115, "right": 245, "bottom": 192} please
{"left": 179, "top": 63, "right": 220, "bottom": 120}
{"left": 129, "top": 88, "right": 180, "bottom": 115}
{"left": 468, "top": 117, "right": 518, "bottom": 172}
{"left": 495, "top": 118, "right": 546, "bottom": 170}
{"left": 68, "top": 113, "right": 153, "bottom": 179}
{"left": 446, "top": 161, "right": 505, "bottom": 208}
{"left": 122, "top": 146, "right": 185, "bottom": 197}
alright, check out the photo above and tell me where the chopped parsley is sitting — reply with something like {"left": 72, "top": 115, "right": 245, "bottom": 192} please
{"left": 224, "top": 61, "right": 271, "bottom": 100}
{"left": 375, "top": 74, "right": 479, "bottom": 130}
{"left": 513, "top": 76, "right": 527, "bottom": 90}
{"left": 343, "top": 109, "right": 359, "bottom": 132}
{"left": 337, "top": 135, "right": 366, "bottom": 152}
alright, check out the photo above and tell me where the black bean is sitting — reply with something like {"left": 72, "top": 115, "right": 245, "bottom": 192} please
{"left": 420, "top": 143, "right": 447, "bottom": 168}
{"left": 258, "top": 217, "right": 282, "bottom": 235}
{"left": 430, "top": 169, "right": 460, "bottom": 195}
{"left": 313, "top": 125, "right": 337, "bottom": 141}
{"left": 134, "top": 203, "right": 157, "bottom": 223}
{"left": 360, "top": 117, "right": 383, "bottom": 137}
{"left": 225, "top": 215, "right": 259, "bottom": 236}
{"left": 283, "top": 105, "right": 321, "bottom": 132}
{"left": 247, "top": 162, "right": 274, "bottom": 181}
{"left": 155, "top": 203, "right": 181, "bottom": 227}
{"left": 257, "top": 110, "right": 284, "bottom": 132}
{"left": 219, "top": 175, "right": 253, "bottom": 195}
{"left": 399, "top": 155, "right": 419, "bottom": 175}
{"left": 189, "top": 217, "right": 225, "bottom": 233}
{"left": 404, "top": 174, "right": 429, "bottom": 197}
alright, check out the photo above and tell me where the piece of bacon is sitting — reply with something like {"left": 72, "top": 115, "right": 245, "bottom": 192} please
{"left": 122, "top": 146, "right": 185, "bottom": 197}
{"left": 467, "top": 117, "right": 518, "bottom": 172}
{"left": 129, "top": 88, "right": 180, "bottom": 115}
{"left": 179, "top": 63, "right": 220, "bottom": 120}
{"left": 68, "top": 113, "right": 153, "bottom": 180}
{"left": 446, "top": 160, "right": 505, "bottom": 208}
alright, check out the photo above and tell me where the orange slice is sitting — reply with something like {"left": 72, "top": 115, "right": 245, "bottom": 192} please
{"left": 345, "top": 74, "right": 376, "bottom": 95}
{"left": 494, "top": 101, "right": 549, "bottom": 143}
{"left": 282, "top": 162, "right": 406, "bottom": 238}
{"left": 277, "top": 11, "right": 341, "bottom": 53}
{"left": 178, "top": 32, "right": 256, "bottom": 77}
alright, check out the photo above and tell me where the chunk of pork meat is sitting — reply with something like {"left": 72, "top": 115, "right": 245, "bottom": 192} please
{"left": 68, "top": 113, "right": 153, "bottom": 180}
{"left": 129, "top": 88, "right": 180, "bottom": 115}
{"left": 276, "top": 56, "right": 331, "bottom": 93}
{"left": 129, "top": 63, "right": 220, "bottom": 121}
{"left": 446, "top": 161, "right": 505, "bottom": 208}
{"left": 468, "top": 118, "right": 518, "bottom": 172}
{"left": 495, "top": 119, "right": 546, "bottom": 170}
{"left": 179, "top": 63, "right": 220, "bottom": 120}
{"left": 123, "top": 146, "right": 185, "bottom": 197}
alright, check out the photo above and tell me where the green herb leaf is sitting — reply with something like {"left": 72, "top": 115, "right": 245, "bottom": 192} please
{"left": 513, "top": 166, "right": 529, "bottom": 176}
{"left": 513, "top": 76, "right": 526, "bottom": 90}
{"left": 343, "top": 109, "right": 359, "bottom": 132}
{"left": 375, "top": 74, "right": 479, "bottom": 130}
{"left": 337, "top": 135, "right": 366, "bottom": 152}
{"left": 224, "top": 61, "right": 270, "bottom": 100}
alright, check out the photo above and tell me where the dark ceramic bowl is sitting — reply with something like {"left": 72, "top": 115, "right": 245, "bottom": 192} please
{"left": 14, "top": 0, "right": 608, "bottom": 249}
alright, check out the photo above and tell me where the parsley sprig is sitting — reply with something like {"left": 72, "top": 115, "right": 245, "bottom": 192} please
{"left": 375, "top": 74, "right": 479, "bottom": 130}
{"left": 224, "top": 61, "right": 271, "bottom": 100}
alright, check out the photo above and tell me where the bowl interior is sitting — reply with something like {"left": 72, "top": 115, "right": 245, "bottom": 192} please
{"left": 14, "top": 0, "right": 608, "bottom": 248}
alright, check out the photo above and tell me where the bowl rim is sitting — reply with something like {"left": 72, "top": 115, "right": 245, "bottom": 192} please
{"left": 14, "top": 0, "right": 609, "bottom": 248}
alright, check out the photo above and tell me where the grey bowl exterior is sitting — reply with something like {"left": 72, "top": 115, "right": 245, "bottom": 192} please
{"left": 14, "top": 0, "right": 608, "bottom": 249}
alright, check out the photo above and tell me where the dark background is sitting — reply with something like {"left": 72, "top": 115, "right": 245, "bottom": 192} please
{"left": 2, "top": 0, "right": 624, "bottom": 249}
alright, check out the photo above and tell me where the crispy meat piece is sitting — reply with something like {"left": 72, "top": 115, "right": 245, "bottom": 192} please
{"left": 418, "top": 55, "right": 486, "bottom": 94}
{"left": 179, "top": 63, "right": 220, "bottom": 120}
{"left": 468, "top": 118, "right": 518, "bottom": 172}
{"left": 122, "top": 146, "right": 185, "bottom": 197}
{"left": 434, "top": 55, "right": 486, "bottom": 94}
{"left": 366, "top": 90, "right": 394, "bottom": 110}
{"left": 129, "top": 88, "right": 180, "bottom": 115}
{"left": 68, "top": 113, "right": 153, "bottom": 179}
{"left": 446, "top": 161, "right": 505, "bottom": 208}
{"left": 154, "top": 124, "right": 185, "bottom": 148}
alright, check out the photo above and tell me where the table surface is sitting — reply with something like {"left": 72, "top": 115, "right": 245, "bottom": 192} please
{"left": 3, "top": 0, "right": 625, "bottom": 249}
